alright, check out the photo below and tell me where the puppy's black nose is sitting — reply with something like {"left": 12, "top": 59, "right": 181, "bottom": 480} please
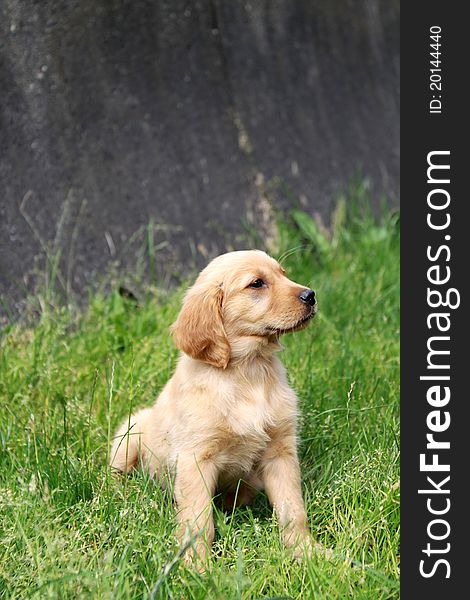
{"left": 299, "top": 288, "right": 316, "bottom": 306}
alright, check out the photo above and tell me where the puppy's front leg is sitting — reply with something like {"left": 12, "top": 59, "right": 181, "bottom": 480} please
{"left": 261, "top": 436, "right": 312, "bottom": 554}
{"left": 174, "top": 454, "right": 217, "bottom": 567}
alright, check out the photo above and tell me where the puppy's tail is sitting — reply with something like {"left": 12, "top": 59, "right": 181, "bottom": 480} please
{"left": 109, "top": 408, "right": 152, "bottom": 472}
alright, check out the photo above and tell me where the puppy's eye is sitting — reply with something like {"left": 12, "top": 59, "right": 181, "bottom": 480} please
{"left": 248, "top": 278, "right": 265, "bottom": 289}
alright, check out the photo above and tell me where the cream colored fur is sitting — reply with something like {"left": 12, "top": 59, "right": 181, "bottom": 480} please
{"left": 110, "top": 250, "right": 317, "bottom": 566}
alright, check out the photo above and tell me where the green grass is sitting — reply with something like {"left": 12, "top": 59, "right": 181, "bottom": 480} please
{"left": 0, "top": 204, "right": 400, "bottom": 599}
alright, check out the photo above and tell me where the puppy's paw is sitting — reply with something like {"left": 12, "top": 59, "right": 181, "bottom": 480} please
{"left": 182, "top": 550, "right": 207, "bottom": 574}
{"left": 290, "top": 535, "right": 333, "bottom": 562}
{"left": 180, "top": 539, "right": 211, "bottom": 574}
{"left": 311, "top": 540, "right": 334, "bottom": 561}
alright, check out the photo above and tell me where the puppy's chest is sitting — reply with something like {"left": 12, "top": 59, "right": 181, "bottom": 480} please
{"left": 223, "top": 383, "right": 276, "bottom": 440}
{"left": 211, "top": 386, "right": 280, "bottom": 477}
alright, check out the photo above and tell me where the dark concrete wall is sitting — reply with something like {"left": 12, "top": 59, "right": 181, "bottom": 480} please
{"left": 0, "top": 0, "right": 399, "bottom": 319}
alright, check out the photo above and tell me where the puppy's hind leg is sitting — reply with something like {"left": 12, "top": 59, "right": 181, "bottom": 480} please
{"left": 109, "top": 408, "right": 152, "bottom": 473}
{"left": 222, "top": 472, "right": 263, "bottom": 509}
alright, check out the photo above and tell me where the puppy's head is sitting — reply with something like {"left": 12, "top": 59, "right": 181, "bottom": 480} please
{"left": 171, "top": 250, "right": 317, "bottom": 368}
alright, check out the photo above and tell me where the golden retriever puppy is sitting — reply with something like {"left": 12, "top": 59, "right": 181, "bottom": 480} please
{"left": 110, "top": 250, "right": 318, "bottom": 565}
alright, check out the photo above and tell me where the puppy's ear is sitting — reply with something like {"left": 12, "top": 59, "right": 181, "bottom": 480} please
{"left": 171, "top": 282, "right": 230, "bottom": 368}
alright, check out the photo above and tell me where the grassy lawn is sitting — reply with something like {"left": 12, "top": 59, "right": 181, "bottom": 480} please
{"left": 0, "top": 204, "right": 400, "bottom": 599}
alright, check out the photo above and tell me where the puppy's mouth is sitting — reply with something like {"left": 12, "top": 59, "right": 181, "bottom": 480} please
{"left": 266, "top": 306, "right": 317, "bottom": 335}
